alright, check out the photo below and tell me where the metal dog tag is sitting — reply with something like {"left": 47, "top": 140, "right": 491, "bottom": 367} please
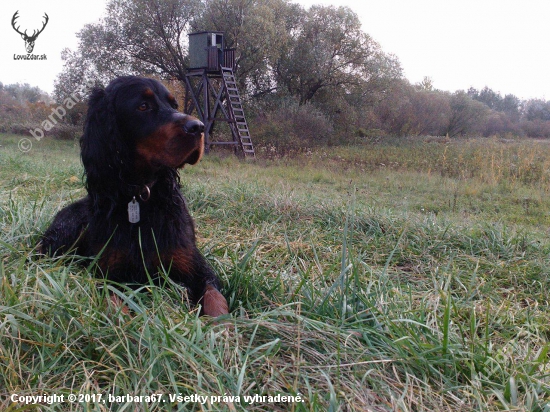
{"left": 128, "top": 197, "right": 140, "bottom": 223}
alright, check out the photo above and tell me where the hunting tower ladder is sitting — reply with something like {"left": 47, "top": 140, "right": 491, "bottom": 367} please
{"left": 184, "top": 32, "right": 255, "bottom": 157}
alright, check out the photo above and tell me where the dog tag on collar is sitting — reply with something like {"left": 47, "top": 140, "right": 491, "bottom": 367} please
{"left": 128, "top": 196, "right": 140, "bottom": 223}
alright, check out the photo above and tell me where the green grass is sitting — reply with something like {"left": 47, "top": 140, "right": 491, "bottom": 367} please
{"left": 1, "top": 133, "right": 550, "bottom": 411}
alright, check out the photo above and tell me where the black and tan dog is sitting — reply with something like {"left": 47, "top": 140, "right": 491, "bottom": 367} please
{"left": 40, "top": 76, "right": 228, "bottom": 317}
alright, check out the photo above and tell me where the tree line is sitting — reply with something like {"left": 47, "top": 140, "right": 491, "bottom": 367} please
{"left": 2, "top": 0, "right": 550, "bottom": 150}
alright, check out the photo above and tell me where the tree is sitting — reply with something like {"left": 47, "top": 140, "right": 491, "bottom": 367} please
{"left": 445, "top": 91, "right": 488, "bottom": 137}
{"left": 416, "top": 76, "right": 434, "bottom": 91}
{"left": 476, "top": 86, "right": 501, "bottom": 110}
{"left": 373, "top": 79, "right": 451, "bottom": 136}
{"left": 500, "top": 94, "right": 521, "bottom": 120}
{"left": 193, "top": 0, "right": 301, "bottom": 96}
{"left": 4, "top": 83, "right": 45, "bottom": 104}
{"left": 53, "top": 0, "right": 405, "bottom": 142}
{"left": 468, "top": 86, "right": 521, "bottom": 120}
{"left": 275, "top": 5, "right": 401, "bottom": 105}
{"left": 106, "top": 0, "right": 201, "bottom": 79}
{"left": 54, "top": 0, "right": 201, "bottom": 101}
{"left": 524, "top": 99, "right": 550, "bottom": 122}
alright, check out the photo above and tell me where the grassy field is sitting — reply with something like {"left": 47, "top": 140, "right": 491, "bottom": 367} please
{"left": 1, "top": 133, "right": 550, "bottom": 411}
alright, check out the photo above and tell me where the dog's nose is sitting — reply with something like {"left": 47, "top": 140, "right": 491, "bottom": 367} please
{"left": 183, "top": 118, "right": 204, "bottom": 135}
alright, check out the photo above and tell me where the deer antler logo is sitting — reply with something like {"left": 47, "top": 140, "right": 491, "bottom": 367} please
{"left": 11, "top": 11, "right": 49, "bottom": 54}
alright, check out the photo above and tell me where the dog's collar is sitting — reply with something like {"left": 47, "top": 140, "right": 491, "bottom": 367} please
{"left": 138, "top": 184, "right": 151, "bottom": 202}
{"left": 127, "top": 180, "right": 156, "bottom": 203}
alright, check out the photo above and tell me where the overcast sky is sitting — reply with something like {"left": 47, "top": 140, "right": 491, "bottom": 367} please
{"left": 1, "top": 0, "right": 549, "bottom": 100}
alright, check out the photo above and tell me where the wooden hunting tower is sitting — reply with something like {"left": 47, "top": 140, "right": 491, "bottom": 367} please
{"left": 184, "top": 31, "right": 255, "bottom": 157}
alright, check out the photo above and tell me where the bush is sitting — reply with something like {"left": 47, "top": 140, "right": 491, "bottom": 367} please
{"left": 521, "top": 119, "right": 550, "bottom": 138}
{"left": 5, "top": 121, "right": 81, "bottom": 140}
{"left": 0, "top": 121, "right": 13, "bottom": 133}
{"left": 50, "top": 124, "right": 81, "bottom": 140}
{"left": 355, "top": 127, "right": 387, "bottom": 142}
{"left": 10, "top": 123, "right": 36, "bottom": 135}
{"left": 482, "top": 112, "right": 522, "bottom": 137}
{"left": 251, "top": 101, "right": 334, "bottom": 156}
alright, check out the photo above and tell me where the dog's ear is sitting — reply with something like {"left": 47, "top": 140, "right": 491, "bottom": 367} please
{"left": 80, "top": 86, "right": 130, "bottom": 205}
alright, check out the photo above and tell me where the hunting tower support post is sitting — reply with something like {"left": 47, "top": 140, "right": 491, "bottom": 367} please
{"left": 184, "top": 32, "right": 255, "bottom": 157}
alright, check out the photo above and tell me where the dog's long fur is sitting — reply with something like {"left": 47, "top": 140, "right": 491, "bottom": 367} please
{"left": 40, "top": 76, "right": 228, "bottom": 317}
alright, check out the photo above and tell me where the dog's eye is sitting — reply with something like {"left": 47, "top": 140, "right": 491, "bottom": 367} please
{"left": 138, "top": 102, "right": 149, "bottom": 111}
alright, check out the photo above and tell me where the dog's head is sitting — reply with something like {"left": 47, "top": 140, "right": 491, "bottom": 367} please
{"left": 81, "top": 76, "right": 204, "bottom": 198}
